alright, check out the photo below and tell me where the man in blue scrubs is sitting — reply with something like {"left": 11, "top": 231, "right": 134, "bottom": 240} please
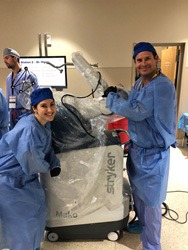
{"left": 104, "top": 42, "right": 177, "bottom": 250}
{"left": 3, "top": 48, "right": 39, "bottom": 129}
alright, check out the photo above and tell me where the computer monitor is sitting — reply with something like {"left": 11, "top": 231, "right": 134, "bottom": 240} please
{"left": 20, "top": 56, "right": 68, "bottom": 88}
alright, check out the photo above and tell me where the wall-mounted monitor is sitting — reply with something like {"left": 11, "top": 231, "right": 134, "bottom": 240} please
{"left": 20, "top": 56, "right": 68, "bottom": 88}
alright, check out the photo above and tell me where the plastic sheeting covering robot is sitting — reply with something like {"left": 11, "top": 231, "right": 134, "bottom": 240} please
{"left": 41, "top": 98, "right": 130, "bottom": 229}
{"left": 40, "top": 52, "right": 131, "bottom": 231}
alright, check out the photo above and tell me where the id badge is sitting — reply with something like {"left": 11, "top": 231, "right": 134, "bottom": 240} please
{"left": 9, "top": 95, "right": 16, "bottom": 109}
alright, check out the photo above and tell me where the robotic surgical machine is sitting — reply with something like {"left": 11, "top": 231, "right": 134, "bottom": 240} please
{"left": 40, "top": 52, "right": 131, "bottom": 242}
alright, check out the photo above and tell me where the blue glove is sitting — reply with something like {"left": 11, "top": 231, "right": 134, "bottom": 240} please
{"left": 102, "top": 86, "right": 117, "bottom": 97}
{"left": 50, "top": 167, "right": 61, "bottom": 177}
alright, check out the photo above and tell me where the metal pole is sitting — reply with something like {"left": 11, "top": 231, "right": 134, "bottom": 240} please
{"left": 44, "top": 33, "right": 48, "bottom": 56}
{"left": 38, "top": 33, "right": 42, "bottom": 56}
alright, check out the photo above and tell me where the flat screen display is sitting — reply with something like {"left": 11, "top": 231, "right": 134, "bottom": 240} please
{"left": 20, "top": 56, "right": 68, "bottom": 88}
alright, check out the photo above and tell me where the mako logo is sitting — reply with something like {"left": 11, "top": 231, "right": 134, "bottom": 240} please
{"left": 56, "top": 210, "right": 78, "bottom": 219}
{"left": 105, "top": 152, "right": 117, "bottom": 194}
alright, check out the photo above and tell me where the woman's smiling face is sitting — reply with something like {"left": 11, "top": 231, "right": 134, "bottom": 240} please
{"left": 33, "top": 99, "right": 56, "bottom": 126}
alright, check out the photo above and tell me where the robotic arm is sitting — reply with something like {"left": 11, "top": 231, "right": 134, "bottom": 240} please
{"left": 57, "top": 51, "right": 113, "bottom": 123}
{"left": 72, "top": 51, "right": 108, "bottom": 99}
{"left": 60, "top": 51, "right": 128, "bottom": 123}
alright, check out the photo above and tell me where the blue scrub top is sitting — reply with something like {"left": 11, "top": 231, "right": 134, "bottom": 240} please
{"left": 0, "top": 114, "right": 60, "bottom": 178}
{"left": 106, "top": 73, "right": 177, "bottom": 149}
{"left": 6, "top": 69, "right": 39, "bottom": 109}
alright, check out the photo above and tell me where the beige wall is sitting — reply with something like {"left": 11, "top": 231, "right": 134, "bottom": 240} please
{"left": 0, "top": 0, "right": 188, "bottom": 127}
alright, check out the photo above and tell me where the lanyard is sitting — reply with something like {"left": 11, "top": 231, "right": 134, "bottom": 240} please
{"left": 136, "top": 72, "right": 159, "bottom": 91}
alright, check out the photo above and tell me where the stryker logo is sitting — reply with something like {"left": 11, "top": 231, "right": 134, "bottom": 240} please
{"left": 105, "top": 152, "right": 117, "bottom": 194}
{"left": 56, "top": 210, "right": 78, "bottom": 219}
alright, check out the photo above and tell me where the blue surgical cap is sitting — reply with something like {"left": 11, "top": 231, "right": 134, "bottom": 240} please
{"left": 31, "top": 88, "right": 54, "bottom": 106}
{"left": 133, "top": 42, "right": 157, "bottom": 59}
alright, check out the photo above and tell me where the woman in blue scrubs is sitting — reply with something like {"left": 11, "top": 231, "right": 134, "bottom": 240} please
{"left": 0, "top": 88, "right": 61, "bottom": 250}
{"left": 104, "top": 42, "right": 177, "bottom": 250}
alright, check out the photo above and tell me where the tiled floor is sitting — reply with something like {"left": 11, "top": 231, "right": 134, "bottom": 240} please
{"left": 41, "top": 145, "right": 188, "bottom": 250}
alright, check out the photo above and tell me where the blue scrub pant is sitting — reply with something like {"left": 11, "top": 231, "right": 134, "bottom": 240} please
{"left": 133, "top": 194, "right": 162, "bottom": 250}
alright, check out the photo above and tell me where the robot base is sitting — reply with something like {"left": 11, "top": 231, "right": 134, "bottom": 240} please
{"left": 41, "top": 138, "right": 131, "bottom": 243}
{"left": 46, "top": 216, "right": 129, "bottom": 242}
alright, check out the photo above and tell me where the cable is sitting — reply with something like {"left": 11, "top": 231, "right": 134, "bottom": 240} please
{"left": 162, "top": 202, "right": 168, "bottom": 216}
{"left": 127, "top": 191, "right": 188, "bottom": 226}
{"left": 61, "top": 101, "right": 95, "bottom": 139}
{"left": 44, "top": 61, "right": 98, "bottom": 73}
{"left": 162, "top": 190, "right": 188, "bottom": 224}
{"left": 167, "top": 190, "right": 188, "bottom": 194}
{"left": 60, "top": 71, "right": 104, "bottom": 139}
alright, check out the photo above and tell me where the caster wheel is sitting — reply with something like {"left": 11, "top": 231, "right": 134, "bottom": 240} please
{"left": 47, "top": 231, "right": 59, "bottom": 242}
{"left": 107, "top": 231, "right": 120, "bottom": 241}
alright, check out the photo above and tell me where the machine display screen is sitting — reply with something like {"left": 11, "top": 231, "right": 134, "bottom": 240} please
{"left": 20, "top": 56, "right": 68, "bottom": 88}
